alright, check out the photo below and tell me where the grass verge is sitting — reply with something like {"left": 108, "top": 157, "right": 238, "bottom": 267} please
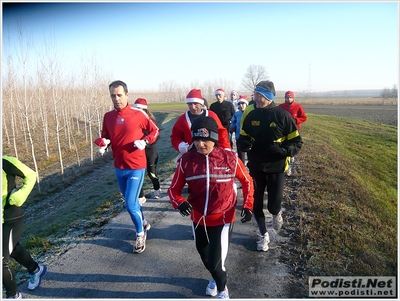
{"left": 294, "top": 113, "right": 397, "bottom": 276}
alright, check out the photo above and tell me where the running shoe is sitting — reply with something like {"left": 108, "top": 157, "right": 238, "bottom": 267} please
{"left": 205, "top": 278, "right": 217, "bottom": 296}
{"left": 257, "top": 232, "right": 270, "bottom": 252}
{"left": 6, "top": 292, "right": 23, "bottom": 299}
{"left": 138, "top": 197, "right": 146, "bottom": 206}
{"left": 134, "top": 233, "right": 146, "bottom": 254}
{"left": 28, "top": 264, "right": 47, "bottom": 290}
{"left": 218, "top": 287, "right": 229, "bottom": 299}
{"left": 145, "top": 189, "right": 161, "bottom": 199}
{"left": 272, "top": 212, "right": 283, "bottom": 231}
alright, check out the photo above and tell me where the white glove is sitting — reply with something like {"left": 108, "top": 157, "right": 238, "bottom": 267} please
{"left": 178, "top": 142, "right": 189, "bottom": 154}
{"left": 134, "top": 140, "right": 147, "bottom": 150}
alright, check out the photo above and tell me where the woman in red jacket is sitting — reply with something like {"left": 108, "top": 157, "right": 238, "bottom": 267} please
{"left": 168, "top": 116, "right": 254, "bottom": 299}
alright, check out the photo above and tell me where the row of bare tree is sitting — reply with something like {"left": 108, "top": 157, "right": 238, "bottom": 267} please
{"left": 2, "top": 26, "right": 267, "bottom": 192}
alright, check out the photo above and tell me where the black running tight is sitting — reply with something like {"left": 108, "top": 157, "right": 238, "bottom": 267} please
{"left": 3, "top": 215, "right": 38, "bottom": 297}
{"left": 193, "top": 223, "right": 233, "bottom": 292}
{"left": 250, "top": 170, "right": 285, "bottom": 235}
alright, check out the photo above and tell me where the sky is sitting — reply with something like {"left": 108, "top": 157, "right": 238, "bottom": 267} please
{"left": 1, "top": 1, "right": 399, "bottom": 93}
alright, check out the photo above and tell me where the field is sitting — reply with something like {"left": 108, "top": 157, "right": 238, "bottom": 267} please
{"left": 302, "top": 104, "right": 397, "bottom": 126}
{"left": 3, "top": 101, "right": 397, "bottom": 289}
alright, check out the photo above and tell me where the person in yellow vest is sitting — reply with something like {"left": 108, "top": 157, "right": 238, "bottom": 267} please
{"left": 2, "top": 155, "right": 47, "bottom": 299}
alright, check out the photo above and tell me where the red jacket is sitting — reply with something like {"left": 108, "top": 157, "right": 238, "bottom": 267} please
{"left": 278, "top": 102, "right": 307, "bottom": 130}
{"left": 101, "top": 104, "right": 160, "bottom": 169}
{"left": 170, "top": 110, "right": 231, "bottom": 151}
{"left": 168, "top": 147, "right": 254, "bottom": 226}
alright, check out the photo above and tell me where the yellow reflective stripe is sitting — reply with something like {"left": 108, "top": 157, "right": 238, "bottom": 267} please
{"left": 273, "top": 129, "right": 300, "bottom": 143}
{"left": 239, "top": 105, "right": 255, "bottom": 137}
{"left": 287, "top": 129, "right": 300, "bottom": 140}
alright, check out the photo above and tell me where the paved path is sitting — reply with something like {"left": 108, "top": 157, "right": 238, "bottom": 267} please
{"left": 18, "top": 175, "right": 301, "bottom": 299}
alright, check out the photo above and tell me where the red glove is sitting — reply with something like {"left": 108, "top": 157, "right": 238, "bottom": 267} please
{"left": 94, "top": 138, "right": 110, "bottom": 155}
{"left": 94, "top": 138, "right": 110, "bottom": 147}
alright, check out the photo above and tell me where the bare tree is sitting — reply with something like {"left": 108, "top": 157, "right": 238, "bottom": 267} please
{"left": 381, "top": 87, "right": 391, "bottom": 99}
{"left": 2, "top": 31, "right": 20, "bottom": 157}
{"left": 391, "top": 84, "right": 398, "bottom": 98}
{"left": 241, "top": 65, "right": 269, "bottom": 92}
{"left": 79, "top": 51, "right": 108, "bottom": 162}
{"left": 15, "top": 23, "right": 41, "bottom": 191}
{"left": 40, "top": 31, "right": 65, "bottom": 176}
{"left": 35, "top": 67, "right": 51, "bottom": 158}
{"left": 158, "top": 80, "right": 182, "bottom": 102}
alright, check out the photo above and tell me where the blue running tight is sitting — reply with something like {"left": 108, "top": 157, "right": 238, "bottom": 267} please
{"left": 115, "top": 168, "right": 146, "bottom": 235}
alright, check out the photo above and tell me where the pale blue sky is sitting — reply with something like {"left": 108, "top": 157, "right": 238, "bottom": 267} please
{"left": 2, "top": 1, "right": 399, "bottom": 92}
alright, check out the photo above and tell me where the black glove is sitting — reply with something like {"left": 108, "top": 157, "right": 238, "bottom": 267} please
{"left": 266, "top": 145, "right": 288, "bottom": 158}
{"left": 241, "top": 208, "right": 253, "bottom": 223}
{"left": 178, "top": 202, "right": 192, "bottom": 217}
{"left": 238, "top": 139, "right": 253, "bottom": 152}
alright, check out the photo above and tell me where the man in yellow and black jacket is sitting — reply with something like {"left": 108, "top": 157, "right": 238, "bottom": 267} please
{"left": 238, "top": 80, "right": 303, "bottom": 252}
{"left": 2, "top": 155, "right": 47, "bottom": 298}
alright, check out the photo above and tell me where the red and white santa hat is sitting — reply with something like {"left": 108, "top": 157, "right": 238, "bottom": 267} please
{"left": 238, "top": 95, "right": 249, "bottom": 105}
{"left": 134, "top": 98, "right": 148, "bottom": 109}
{"left": 214, "top": 88, "right": 225, "bottom": 96}
{"left": 186, "top": 89, "right": 204, "bottom": 105}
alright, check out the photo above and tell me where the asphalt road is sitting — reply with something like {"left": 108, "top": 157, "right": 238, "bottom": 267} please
{"left": 18, "top": 175, "right": 303, "bottom": 299}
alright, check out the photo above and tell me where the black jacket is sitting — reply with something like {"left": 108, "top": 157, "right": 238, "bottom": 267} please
{"left": 239, "top": 102, "right": 303, "bottom": 173}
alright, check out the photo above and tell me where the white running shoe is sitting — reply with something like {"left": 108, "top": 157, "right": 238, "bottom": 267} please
{"left": 138, "top": 196, "right": 146, "bottom": 206}
{"left": 144, "top": 221, "right": 151, "bottom": 232}
{"left": 217, "top": 287, "right": 229, "bottom": 299}
{"left": 272, "top": 212, "right": 283, "bottom": 231}
{"left": 134, "top": 221, "right": 150, "bottom": 253}
{"left": 28, "top": 263, "right": 47, "bottom": 290}
{"left": 205, "top": 278, "right": 217, "bottom": 296}
{"left": 6, "top": 292, "right": 23, "bottom": 299}
{"left": 134, "top": 233, "right": 146, "bottom": 254}
{"left": 145, "top": 189, "right": 161, "bottom": 199}
{"left": 257, "top": 232, "right": 270, "bottom": 252}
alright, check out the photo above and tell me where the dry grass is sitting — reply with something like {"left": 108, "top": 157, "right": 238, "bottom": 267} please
{"left": 287, "top": 114, "right": 397, "bottom": 277}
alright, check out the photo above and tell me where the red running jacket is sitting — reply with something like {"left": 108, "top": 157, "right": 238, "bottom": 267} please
{"left": 168, "top": 147, "right": 254, "bottom": 227}
{"left": 101, "top": 104, "right": 160, "bottom": 170}
{"left": 278, "top": 102, "right": 307, "bottom": 130}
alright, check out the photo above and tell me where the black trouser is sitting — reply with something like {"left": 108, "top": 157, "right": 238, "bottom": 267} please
{"left": 235, "top": 139, "right": 246, "bottom": 163}
{"left": 139, "top": 145, "right": 160, "bottom": 197}
{"left": 3, "top": 215, "right": 38, "bottom": 297}
{"left": 250, "top": 170, "right": 285, "bottom": 235}
{"left": 193, "top": 222, "right": 233, "bottom": 292}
